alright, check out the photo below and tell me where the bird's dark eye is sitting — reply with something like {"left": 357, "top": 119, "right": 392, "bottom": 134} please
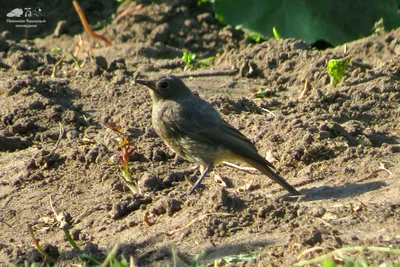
{"left": 160, "top": 81, "right": 169, "bottom": 89}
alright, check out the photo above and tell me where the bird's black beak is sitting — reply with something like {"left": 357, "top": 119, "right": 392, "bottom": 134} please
{"left": 134, "top": 74, "right": 157, "bottom": 91}
{"left": 136, "top": 79, "right": 156, "bottom": 90}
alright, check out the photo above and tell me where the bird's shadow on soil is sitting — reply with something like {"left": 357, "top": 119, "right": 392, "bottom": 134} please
{"left": 26, "top": 239, "right": 271, "bottom": 266}
{"left": 134, "top": 239, "right": 273, "bottom": 266}
{"left": 299, "top": 181, "right": 387, "bottom": 201}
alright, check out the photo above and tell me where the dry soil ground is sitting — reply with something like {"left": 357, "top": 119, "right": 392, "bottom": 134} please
{"left": 0, "top": 1, "right": 400, "bottom": 266}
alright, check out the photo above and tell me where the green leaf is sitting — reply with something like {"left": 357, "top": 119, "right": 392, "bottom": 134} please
{"left": 272, "top": 26, "right": 282, "bottom": 40}
{"left": 216, "top": 252, "right": 258, "bottom": 264}
{"left": 181, "top": 52, "right": 212, "bottom": 71}
{"left": 50, "top": 47, "right": 62, "bottom": 53}
{"left": 236, "top": 25, "right": 265, "bottom": 43}
{"left": 182, "top": 52, "right": 196, "bottom": 65}
{"left": 197, "top": 0, "right": 211, "bottom": 6}
{"left": 321, "top": 257, "right": 337, "bottom": 267}
{"left": 327, "top": 57, "right": 351, "bottom": 87}
{"left": 213, "top": 0, "right": 400, "bottom": 45}
{"left": 252, "top": 87, "right": 274, "bottom": 98}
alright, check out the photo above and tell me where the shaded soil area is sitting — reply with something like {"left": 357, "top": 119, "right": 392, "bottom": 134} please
{"left": 1, "top": 1, "right": 400, "bottom": 266}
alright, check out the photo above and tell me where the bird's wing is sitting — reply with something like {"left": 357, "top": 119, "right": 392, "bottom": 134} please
{"left": 163, "top": 97, "right": 273, "bottom": 167}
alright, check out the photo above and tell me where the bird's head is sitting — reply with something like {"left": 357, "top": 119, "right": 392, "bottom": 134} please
{"left": 135, "top": 74, "right": 192, "bottom": 102}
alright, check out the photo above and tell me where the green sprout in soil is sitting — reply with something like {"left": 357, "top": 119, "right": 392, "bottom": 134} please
{"left": 49, "top": 197, "right": 102, "bottom": 265}
{"left": 51, "top": 55, "right": 66, "bottom": 78}
{"left": 251, "top": 87, "right": 275, "bottom": 98}
{"left": 373, "top": 17, "right": 385, "bottom": 34}
{"left": 3, "top": 258, "right": 52, "bottom": 267}
{"left": 168, "top": 247, "right": 258, "bottom": 267}
{"left": 100, "top": 244, "right": 137, "bottom": 267}
{"left": 294, "top": 246, "right": 400, "bottom": 267}
{"left": 182, "top": 52, "right": 214, "bottom": 71}
{"left": 245, "top": 31, "right": 263, "bottom": 43}
{"left": 197, "top": 0, "right": 211, "bottom": 6}
{"left": 169, "top": 248, "right": 204, "bottom": 267}
{"left": 69, "top": 51, "right": 83, "bottom": 68}
{"left": 216, "top": 251, "right": 258, "bottom": 265}
{"left": 273, "top": 26, "right": 282, "bottom": 40}
{"left": 22, "top": 197, "right": 102, "bottom": 266}
{"left": 48, "top": 45, "right": 87, "bottom": 78}
{"left": 50, "top": 47, "right": 63, "bottom": 54}
{"left": 105, "top": 121, "right": 140, "bottom": 194}
{"left": 236, "top": 25, "right": 265, "bottom": 43}
{"left": 91, "top": 17, "right": 113, "bottom": 31}
{"left": 25, "top": 221, "right": 131, "bottom": 267}
{"left": 27, "top": 225, "right": 57, "bottom": 265}
{"left": 327, "top": 57, "right": 351, "bottom": 87}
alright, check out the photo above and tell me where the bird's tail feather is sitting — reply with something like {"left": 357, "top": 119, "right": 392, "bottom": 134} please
{"left": 244, "top": 157, "right": 301, "bottom": 196}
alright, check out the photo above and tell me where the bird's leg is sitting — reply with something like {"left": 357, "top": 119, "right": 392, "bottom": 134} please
{"left": 188, "top": 164, "right": 213, "bottom": 195}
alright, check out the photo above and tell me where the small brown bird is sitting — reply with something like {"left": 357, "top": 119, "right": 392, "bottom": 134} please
{"left": 136, "top": 74, "right": 301, "bottom": 196}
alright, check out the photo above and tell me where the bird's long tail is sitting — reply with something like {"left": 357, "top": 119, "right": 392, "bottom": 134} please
{"left": 244, "top": 157, "right": 301, "bottom": 196}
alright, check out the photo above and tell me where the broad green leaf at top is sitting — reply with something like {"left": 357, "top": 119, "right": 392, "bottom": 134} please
{"left": 212, "top": 0, "right": 400, "bottom": 45}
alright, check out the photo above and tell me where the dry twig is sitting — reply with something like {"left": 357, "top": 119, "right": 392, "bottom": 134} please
{"left": 73, "top": 0, "right": 112, "bottom": 47}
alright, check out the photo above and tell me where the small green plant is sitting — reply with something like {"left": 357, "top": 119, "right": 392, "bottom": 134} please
{"left": 105, "top": 121, "right": 140, "bottom": 194}
{"left": 272, "top": 26, "right": 282, "bottom": 40}
{"left": 69, "top": 51, "right": 83, "bottom": 68}
{"left": 50, "top": 47, "right": 63, "bottom": 53}
{"left": 27, "top": 225, "right": 57, "bottom": 265}
{"left": 251, "top": 87, "right": 275, "bottom": 98}
{"left": 108, "top": 255, "right": 134, "bottom": 267}
{"left": 20, "top": 197, "right": 103, "bottom": 267}
{"left": 5, "top": 197, "right": 139, "bottom": 267}
{"left": 168, "top": 247, "right": 258, "bottom": 267}
{"left": 51, "top": 55, "right": 66, "bottom": 78}
{"left": 181, "top": 52, "right": 214, "bottom": 71}
{"left": 246, "top": 32, "right": 263, "bottom": 43}
{"left": 182, "top": 52, "right": 196, "bottom": 69}
{"left": 1, "top": 260, "right": 50, "bottom": 267}
{"left": 294, "top": 246, "right": 400, "bottom": 266}
{"left": 327, "top": 56, "right": 351, "bottom": 87}
{"left": 197, "top": 0, "right": 211, "bottom": 6}
{"left": 49, "top": 48, "right": 86, "bottom": 78}
{"left": 373, "top": 17, "right": 385, "bottom": 34}
{"left": 216, "top": 251, "right": 258, "bottom": 265}
{"left": 167, "top": 247, "right": 204, "bottom": 267}
{"left": 101, "top": 245, "right": 136, "bottom": 267}
{"left": 236, "top": 25, "right": 265, "bottom": 43}
{"left": 91, "top": 18, "right": 113, "bottom": 30}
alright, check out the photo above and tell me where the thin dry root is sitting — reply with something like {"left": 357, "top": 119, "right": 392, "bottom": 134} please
{"left": 115, "top": 4, "right": 143, "bottom": 23}
{"left": 299, "top": 79, "right": 312, "bottom": 100}
{"left": 261, "top": 107, "right": 277, "bottom": 117}
{"left": 223, "top": 161, "right": 258, "bottom": 172}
